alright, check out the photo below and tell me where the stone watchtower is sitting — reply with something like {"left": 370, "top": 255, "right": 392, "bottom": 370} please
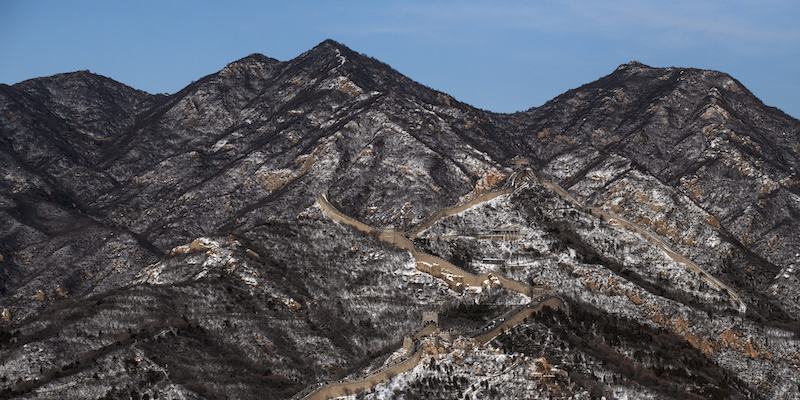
{"left": 422, "top": 312, "right": 438, "bottom": 326}
{"left": 512, "top": 156, "right": 530, "bottom": 170}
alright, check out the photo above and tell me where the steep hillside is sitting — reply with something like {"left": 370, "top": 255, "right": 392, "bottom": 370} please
{"left": 492, "top": 61, "right": 800, "bottom": 321}
{"left": 1, "top": 40, "right": 799, "bottom": 399}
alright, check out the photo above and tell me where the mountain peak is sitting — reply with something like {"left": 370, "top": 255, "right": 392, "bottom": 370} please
{"left": 233, "top": 53, "right": 280, "bottom": 66}
{"left": 614, "top": 60, "right": 652, "bottom": 72}
{"left": 217, "top": 53, "right": 281, "bottom": 80}
{"left": 296, "top": 39, "right": 356, "bottom": 61}
{"left": 317, "top": 38, "right": 352, "bottom": 52}
{"left": 14, "top": 69, "right": 131, "bottom": 91}
{"left": 278, "top": 39, "right": 405, "bottom": 95}
{"left": 299, "top": 39, "right": 366, "bottom": 70}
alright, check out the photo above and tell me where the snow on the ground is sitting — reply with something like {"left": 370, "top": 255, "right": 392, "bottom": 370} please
{"left": 343, "top": 335, "right": 582, "bottom": 400}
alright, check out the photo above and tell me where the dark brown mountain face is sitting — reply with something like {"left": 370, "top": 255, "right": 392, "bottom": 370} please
{"left": 1, "top": 40, "right": 799, "bottom": 399}
{"left": 493, "top": 62, "right": 800, "bottom": 319}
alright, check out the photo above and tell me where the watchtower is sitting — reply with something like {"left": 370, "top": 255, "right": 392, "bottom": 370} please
{"left": 422, "top": 312, "right": 438, "bottom": 326}
{"left": 512, "top": 156, "right": 530, "bottom": 170}
{"left": 403, "top": 336, "right": 413, "bottom": 351}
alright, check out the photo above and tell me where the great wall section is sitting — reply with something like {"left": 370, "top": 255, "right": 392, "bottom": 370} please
{"left": 299, "top": 176, "right": 562, "bottom": 399}
{"left": 515, "top": 167, "right": 746, "bottom": 313}
{"left": 294, "top": 161, "right": 744, "bottom": 399}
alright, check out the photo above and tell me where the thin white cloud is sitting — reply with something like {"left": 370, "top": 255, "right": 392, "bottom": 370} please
{"left": 371, "top": 0, "right": 799, "bottom": 51}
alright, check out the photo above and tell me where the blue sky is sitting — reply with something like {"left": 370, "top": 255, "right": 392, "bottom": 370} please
{"left": 1, "top": 1, "right": 798, "bottom": 117}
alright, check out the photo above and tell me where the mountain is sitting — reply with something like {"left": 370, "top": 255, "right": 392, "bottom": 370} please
{"left": 1, "top": 39, "right": 799, "bottom": 399}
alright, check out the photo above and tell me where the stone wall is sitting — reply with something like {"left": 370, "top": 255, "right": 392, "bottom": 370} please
{"left": 304, "top": 350, "right": 423, "bottom": 400}
{"left": 413, "top": 250, "right": 532, "bottom": 298}
{"left": 309, "top": 189, "right": 562, "bottom": 399}
{"left": 317, "top": 191, "right": 376, "bottom": 235}
{"left": 473, "top": 297, "right": 562, "bottom": 344}
{"left": 407, "top": 188, "right": 514, "bottom": 238}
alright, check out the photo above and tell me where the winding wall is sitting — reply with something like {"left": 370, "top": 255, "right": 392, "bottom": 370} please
{"left": 406, "top": 188, "right": 514, "bottom": 238}
{"left": 473, "top": 297, "right": 562, "bottom": 345}
{"left": 303, "top": 181, "right": 562, "bottom": 400}
{"left": 526, "top": 172, "right": 746, "bottom": 313}
{"left": 320, "top": 191, "right": 532, "bottom": 298}
{"left": 303, "top": 350, "right": 423, "bottom": 400}
{"left": 317, "top": 191, "right": 377, "bottom": 235}
{"left": 301, "top": 164, "right": 743, "bottom": 399}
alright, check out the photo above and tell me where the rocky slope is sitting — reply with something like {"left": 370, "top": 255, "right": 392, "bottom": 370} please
{"left": 1, "top": 39, "right": 799, "bottom": 399}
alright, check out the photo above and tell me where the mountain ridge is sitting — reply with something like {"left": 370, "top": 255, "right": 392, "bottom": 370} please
{"left": 1, "top": 39, "right": 800, "bottom": 399}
